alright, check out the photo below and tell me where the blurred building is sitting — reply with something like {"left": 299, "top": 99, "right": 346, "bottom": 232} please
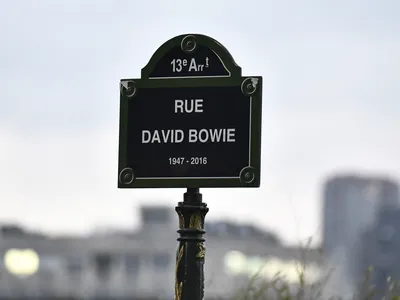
{"left": 322, "top": 174, "right": 400, "bottom": 296}
{"left": 0, "top": 205, "right": 324, "bottom": 300}
{"left": 359, "top": 207, "right": 400, "bottom": 298}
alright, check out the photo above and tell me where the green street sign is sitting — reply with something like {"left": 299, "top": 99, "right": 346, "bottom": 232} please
{"left": 118, "top": 34, "right": 263, "bottom": 188}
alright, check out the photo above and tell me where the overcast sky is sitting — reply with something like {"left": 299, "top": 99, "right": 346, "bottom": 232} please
{"left": 0, "top": 0, "right": 399, "bottom": 246}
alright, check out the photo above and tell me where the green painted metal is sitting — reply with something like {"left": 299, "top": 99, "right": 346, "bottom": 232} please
{"left": 118, "top": 33, "right": 263, "bottom": 189}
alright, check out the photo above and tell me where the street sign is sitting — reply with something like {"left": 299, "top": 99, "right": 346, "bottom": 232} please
{"left": 118, "top": 34, "right": 262, "bottom": 188}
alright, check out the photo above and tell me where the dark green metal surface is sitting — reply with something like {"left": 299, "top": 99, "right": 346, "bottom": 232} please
{"left": 175, "top": 188, "right": 208, "bottom": 300}
{"left": 118, "top": 33, "right": 263, "bottom": 189}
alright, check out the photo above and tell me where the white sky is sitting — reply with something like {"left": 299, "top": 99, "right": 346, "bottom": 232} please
{"left": 0, "top": 0, "right": 399, "bottom": 246}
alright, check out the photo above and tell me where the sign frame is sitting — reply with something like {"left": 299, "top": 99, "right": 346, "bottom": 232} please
{"left": 118, "top": 34, "right": 262, "bottom": 189}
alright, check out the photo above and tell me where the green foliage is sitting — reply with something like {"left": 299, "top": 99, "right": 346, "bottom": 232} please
{"left": 231, "top": 239, "right": 400, "bottom": 300}
{"left": 232, "top": 264, "right": 400, "bottom": 300}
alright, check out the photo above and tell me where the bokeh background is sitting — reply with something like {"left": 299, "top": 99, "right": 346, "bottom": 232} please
{"left": 0, "top": 0, "right": 399, "bottom": 299}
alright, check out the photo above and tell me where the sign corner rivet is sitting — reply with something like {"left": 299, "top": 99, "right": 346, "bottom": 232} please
{"left": 120, "top": 80, "right": 137, "bottom": 98}
{"left": 119, "top": 168, "right": 135, "bottom": 185}
{"left": 240, "top": 167, "right": 256, "bottom": 184}
{"left": 181, "top": 35, "right": 197, "bottom": 53}
{"left": 241, "top": 77, "right": 258, "bottom": 96}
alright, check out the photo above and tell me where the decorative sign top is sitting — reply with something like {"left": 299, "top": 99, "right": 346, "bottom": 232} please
{"left": 118, "top": 34, "right": 262, "bottom": 189}
{"left": 141, "top": 34, "right": 242, "bottom": 79}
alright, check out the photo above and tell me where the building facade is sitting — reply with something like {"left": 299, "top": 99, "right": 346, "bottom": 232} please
{"left": 322, "top": 174, "right": 400, "bottom": 296}
{"left": 359, "top": 207, "right": 400, "bottom": 298}
{"left": 0, "top": 206, "right": 324, "bottom": 299}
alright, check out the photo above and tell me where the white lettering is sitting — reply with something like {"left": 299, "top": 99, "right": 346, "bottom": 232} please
{"left": 175, "top": 100, "right": 184, "bottom": 113}
{"left": 171, "top": 59, "right": 188, "bottom": 72}
{"left": 161, "top": 130, "right": 170, "bottom": 142}
{"left": 185, "top": 100, "right": 194, "bottom": 113}
{"left": 198, "top": 129, "right": 208, "bottom": 143}
{"left": 142, "top": 129, "right": 235, "bottom": 144}
{"left": 141, "top": 129, "right": 185, "bottom": 144}
{"left": 187, "top": 58, "right": 205, "bottom": 72}
{"left": 188, "top": 129, "right": 236, "bottom": 143}
{"left": 142, "top": 130, "right": 151, "bottom": 143}
{"left": 151, "top": 130, "right": 161, "bottom": 143}
{"left": 171, "top": 59, "right": 183, "bottom": 72}
{"left": 175, "top": 99, "right": 203, "bottom": 113}
{"left": 188, "top": 58, "right": 197, "bottom": 72}
{"left": 209, "top": 129, "right": 223, "bottom": 142}
{"left": 175, "top": 130, "right": 184, "bottom": 143}
{"left": 227, "top": 128, "right": 236, "bottom": 142}
{"left": 195, "top": 99, "right": 203, "bottom": 112}
{"left": 189, "top": 129, "right": 197, "bottom": 143}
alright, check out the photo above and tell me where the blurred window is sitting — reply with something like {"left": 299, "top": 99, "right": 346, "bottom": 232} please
{"left": 125, "top": 254, "right": 140, "bottom": 275}
{"left": 154, "top": 253, "right": 169, "bottom": 268}
{"left": 94, "top": 253, "right": 112, "bottom": 280}
{"left": 67, "top": 257, "right": 82, "bottom": 276}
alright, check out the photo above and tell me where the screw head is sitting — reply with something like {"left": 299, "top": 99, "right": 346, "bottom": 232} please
{"left": 241, "top": 78, "right": 257, "bottom": 96}
{"left": 120, "top": 80, "right": 137, "bottom": 98}
{"left": 181, "top": 35, "right": 197, "bottom": 53}
{"left": 119, "top": 168, "right": 135, "bottom": 185}
{"left": 239, "top": 167, "right": 256, "bottom": 184}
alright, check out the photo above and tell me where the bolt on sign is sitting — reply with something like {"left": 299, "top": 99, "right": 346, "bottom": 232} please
{"left": 118, "top": 34, "right": 263, "bottom": 188}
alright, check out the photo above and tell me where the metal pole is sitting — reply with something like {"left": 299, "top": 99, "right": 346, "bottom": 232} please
{"left": 174, "top": 188, "right": 209, "bottom": 300}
